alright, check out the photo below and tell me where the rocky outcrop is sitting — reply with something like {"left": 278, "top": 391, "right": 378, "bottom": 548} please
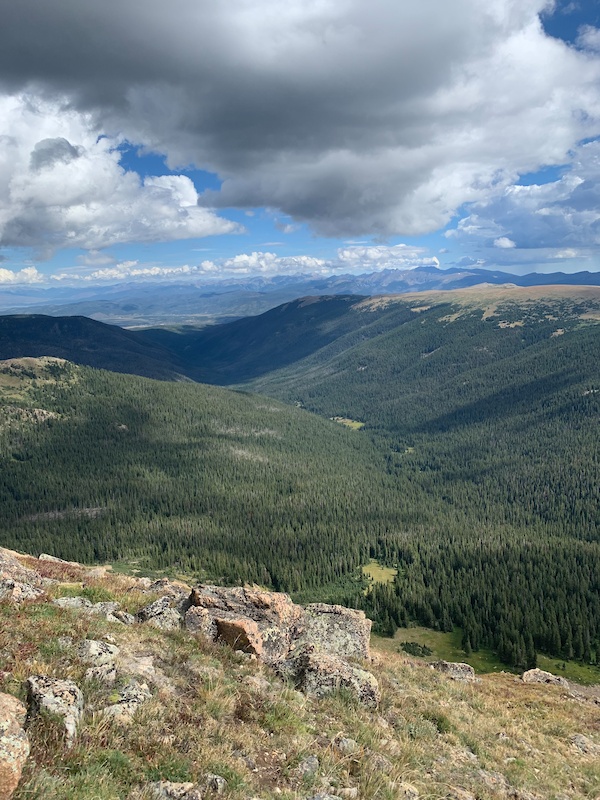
{"left": 0, "top": 693, "right": 29, "bottom": 799}
{"left": 186, "top": 584, "right": 371, "bottom": 663}
{"left": 25, "top": 676, "right": 84, "bottom": 747}
{"left": 0, "top": 578, "right": 45, "bottom": 603}
{"left": 521, "top": 668, "right": 569, "bottom": 688}
{"left": 187, "top": 585, "right": 305, "bottom": 663}
{"left": 431, "top": 660, "right": 476, "bottom": 682}
{"left": 185, "top": 584, "right": 377, "bottom": 705}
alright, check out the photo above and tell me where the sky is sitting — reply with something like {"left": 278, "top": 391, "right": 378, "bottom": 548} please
{"left": 0, "top": 0, "right": 599, "bottom": 287}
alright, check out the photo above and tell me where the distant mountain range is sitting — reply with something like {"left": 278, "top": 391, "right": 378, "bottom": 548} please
{"left": 2, "top": 266, "right": 600, "bottom": 326}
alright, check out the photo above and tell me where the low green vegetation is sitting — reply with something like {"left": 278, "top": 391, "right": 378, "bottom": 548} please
{"left": 362, "top": 559, "right": 397, "bottom": 587}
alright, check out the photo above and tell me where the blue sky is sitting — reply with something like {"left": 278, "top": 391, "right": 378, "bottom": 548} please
{"left": 0, "top": 0, "right": 599, "bottom": 286}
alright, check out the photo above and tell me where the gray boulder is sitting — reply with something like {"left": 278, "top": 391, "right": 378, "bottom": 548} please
{"left": 136, "top": 596, "right": 184, "bottom": 630}
{"left": 284, "top": 647, "right": 380, "bottom": 708}
{"left": 522, "top": 668, "right": 569, "bottom": 688}
{"left": 25, "top": 676, "right": 84, "bottom": 747}
{"left": 431, "top": 660, "right": 476, "bottom": 682}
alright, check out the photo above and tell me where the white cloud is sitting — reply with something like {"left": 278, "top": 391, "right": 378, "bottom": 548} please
{"left": 53, "top": 261, "right": 199, "bottom": 282}
{"left": 494, "top": 236, "right": 517, "bottom": 248}
{"left": 578, "top": 25, "right": 600, "bottom": 52}
{"left": 336, "top": 244, "right": 439, "bottom": 271}
{"left": 0, "top": 95, "right": 240, "bottom": 256}
{"left": 0, "top": 266, "right": 43, "bottom": 284}
{"left": 200, "top": 252, "right": 327, "bottom": 277}
{"left": 0, "top": 0, "right": 597, "bottom": 242}
{"left": 446, "top": 139, "right": 600, "bottom": 263}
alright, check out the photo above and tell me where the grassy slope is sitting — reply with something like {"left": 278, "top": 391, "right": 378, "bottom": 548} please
{"left": 2, "top": 554, "right": 599, "bottom": 800}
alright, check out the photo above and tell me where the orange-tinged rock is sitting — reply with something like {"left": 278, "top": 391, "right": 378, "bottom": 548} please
{"left": 0, "top": 692, "right": 29, "bottom": 799}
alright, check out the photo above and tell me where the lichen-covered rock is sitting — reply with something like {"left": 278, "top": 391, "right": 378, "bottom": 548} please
{"left": 0, "top": 692, "right": 29, "bottom": 799}
{"left": 286, "top": 648, "right": 380, "bottom": 708}
{"left": 294, "top": 604, "right": 371, "bottom": 660}
{"left": 297, "top": 755, "right": 319, "bottom": 778}
{"left": 522, "top": 668, "right": 569, "bottom": 688}
{"left": 184, "top": 606, "right": 216, "bottom": 637}
{"left": 25, "top": 676, "right": 84, "bottom": 747}
{"left": 84, "top": 664, "right": 117, "bottom": 685}
{"left": 0, "top": 578, "right": 45, "bottom": 603}
{"left": 204, "top": 773, "right": 228, "bottom": 793}
{"left": 101, "top": 680, "right": 152, "bottom": 724}
{"left": 145, "top": 781, "right": 201, "bottom": 799}
{"left": 77, "top": 639, "right": 120, "bottom": 667}
{"left": 188, "top": 584, "right": 303, "bottom": 663}
{"left": 136, "top": 596, "right": 183, "bottom": 630}
{"left": 53, "top": 596, "right": 93, "bottom": 611}
{"left": 431, "top": 661, "right": 476, "bottom": 682}
{"left": 187, "top": 585, "right": 371, "bottom": 667}
{"left": 333, "top": 737, "right": 358, "bottom": 756}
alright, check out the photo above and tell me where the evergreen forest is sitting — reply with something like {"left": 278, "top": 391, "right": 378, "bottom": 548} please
{"left": 1, "top": 285, "right": 599, "bottom": 670}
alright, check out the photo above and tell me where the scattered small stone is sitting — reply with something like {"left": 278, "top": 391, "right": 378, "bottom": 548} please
{"left": 84, "top": 664, "right": 117, "bottom": 685}
{"left": 145, "top": 781, "right": 198, "bottom": 799}
{"left": 53, "top": 596, "right": 93, "bottom": 610}
{"left": 205, "top": 773, "right": 228, "bottom": 793}
{"left": 306, "top": 794, "right": 343, "bottom": 800}
{"left": 368, "top": 753, "right": 392, "bottom": 774}
{"left": 297, "top": 755, "right": 320, "bottom": 777}
{"left": 570, "top": 733, "right": 600, "bottom": 755}
{"left": 338, "top": 789, "right": 359, "bottom": 799}
{"left": 333, "top": 737, "right": 359, "bottom": 756}
{"left": 25, "top": 676, "right": 84, "bottom": 747}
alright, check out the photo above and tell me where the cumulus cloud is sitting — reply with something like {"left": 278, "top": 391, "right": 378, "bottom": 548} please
{"left": 578, "top": 25, "right": 600, "bottom": 52}
{"left": 448, "top": 140, "right": 600, "bottom": 253}
{"left": 53, "top": 261, "right": 200, "bottom": 282}
{"left": 0, "top": 95, "right": 240, "bottom": 255}
{"left": 0, "top": 0, "right": 598, "bottom": 243}
{"left": 336, "top": 244, "right": 439, "bottom": 271}
{"left": 0, "top": 266, "right": 43, "bottom": 284}
{"left": 494, "top": 237, "right": 517, "bottom": 248}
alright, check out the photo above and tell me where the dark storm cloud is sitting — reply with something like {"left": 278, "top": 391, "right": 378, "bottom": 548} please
{"left": 0, "top": 0, "right": 599, "bottom": 239}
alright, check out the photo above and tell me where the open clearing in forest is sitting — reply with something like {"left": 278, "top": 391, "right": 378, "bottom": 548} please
{"left": 362, "top": 558, "right": 397, "bottom": 585}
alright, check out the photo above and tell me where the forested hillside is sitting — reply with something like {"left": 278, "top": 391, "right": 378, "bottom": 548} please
{"left": 0, "top": 358, "right": 404, "bottom": 597}
{"left": 1, "top": 285, "right": 600, "bottom": 671}
{"left": 242, "top": 287, "right": 600, "bottom": 668}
